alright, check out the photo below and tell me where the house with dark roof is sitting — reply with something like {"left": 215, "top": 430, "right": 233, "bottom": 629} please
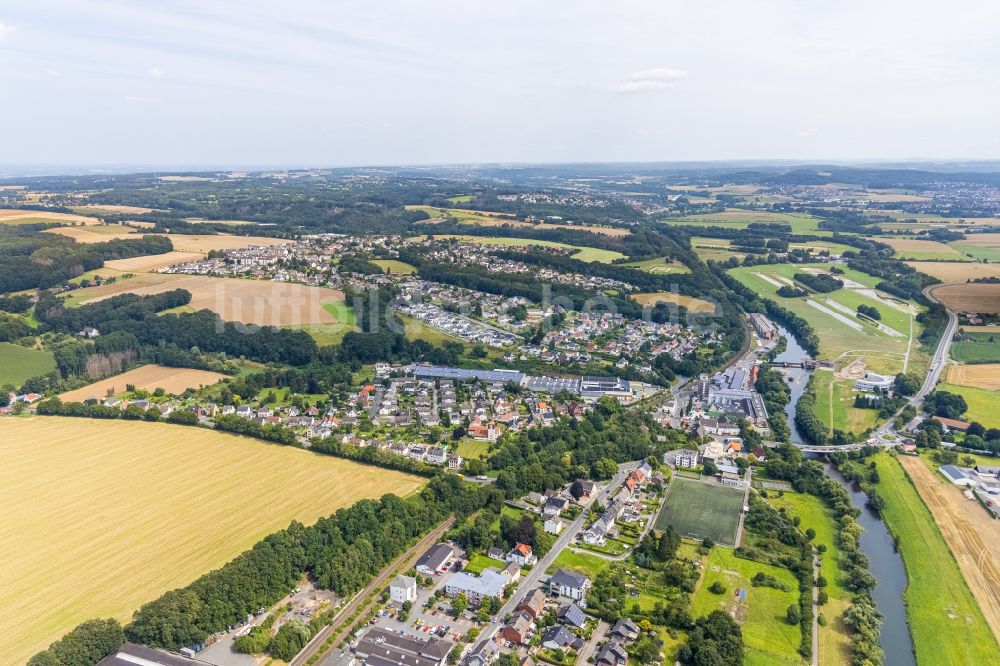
{"left": 558, "top": 602, "right": 587, "bottom": 629}
{"left": 463, "top": 638, "right": 500, "bottom": 666}
{"left": 416, "top": 543, "right": 455, "bottom": 576}
{"left": 502, "top": 611, "right": 534, "bottom": 645}
{"left": 595, "top": 641, "right": 628, "bottom": 666}
{"left": 543, "top": 496, "right": 570, "bottom": 517}
{"left": 517, "top": 588, "right": 548, "bottom": 619}
{"left": 610, "top": 618, "right": 640, "bottom": 641}
{"left": 541, "top": 625, "right": 583, "bottom": 651}
{"left": 548, "top": 569, "right": 590, "bottom": 601}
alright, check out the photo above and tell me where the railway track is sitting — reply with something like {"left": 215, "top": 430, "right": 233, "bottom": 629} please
{"left": 292, "top": 517, "right": 455, "bottom": 666}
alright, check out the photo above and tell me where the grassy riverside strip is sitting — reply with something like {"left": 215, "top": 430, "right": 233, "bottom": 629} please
{"left": 871, "top": 453, "right": 1000, "bottom": 664}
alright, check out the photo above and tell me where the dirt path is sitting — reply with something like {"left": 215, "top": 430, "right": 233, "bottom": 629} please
{"left": 903, "top": 316, "right": 914, "bottom": 374}
{"left": 899, "top": 456, "right": 1000, "bottom": 644}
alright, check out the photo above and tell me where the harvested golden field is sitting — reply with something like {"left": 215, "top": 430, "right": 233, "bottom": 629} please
{"left": 630, "top": 291, "right": 716, "bottom": 313}
{"left": 43, "top": 224, "right": 138, "bottom": 242}
{"left": 58, "top": 364, "right": 228, "bottom": 401}
{"left": 945, "top": 364, "right": 1000, "bottom": 390}
{"left": 74, "top": 204, "right": 156, "bottom": 214}
{"left": 69, "top": 273, "right": 346, "bottom": 326}
{"left": 899, "top": 455, "right": 1000, "bottom": 647}
{"left": 931, "top": 283, "right": 1000, "bottom": 313}
{"left": 0, "top": 417, "right": 423, "bottom": 664}
{"left": 103, "top": 251, "right": 204, "bottom": 272}
{"left": 162, "top": 234, "right": 294, "bottom": 253}
{"left": 906, "top": 261, "right": 1000, "bottom": 283}
{"left": 868, "top": 236, "right": 965, "bottom": 259}
{"left": 407, "top": 205, "right": 631, "bottom": 237}
{"left": 0, "top": 209, "right": 101, "bottom": 225}
{"left": 963, "top": 325, "right": 1000, "bottom": 334}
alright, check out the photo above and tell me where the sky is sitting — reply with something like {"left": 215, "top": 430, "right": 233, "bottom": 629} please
{"left": 1, "top": 0, "right": 999, "bottom": 168}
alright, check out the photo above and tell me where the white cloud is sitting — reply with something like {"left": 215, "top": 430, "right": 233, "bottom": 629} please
{"left": 797, "top": 128, "right": 820, "bottom": 137}
{"left": 124, "top": 95, "right": 161, "bottom": 103}
{"left": 148, "top": 67, "right": 163, "bottom": 78}
{"left": 611, "top": 67, "right": 686, "bottom": 93}
{"left": 0, "top": 20, "right": 14, "bottom": 40}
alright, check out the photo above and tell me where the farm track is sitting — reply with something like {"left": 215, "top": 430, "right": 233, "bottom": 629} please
{"left": 292, "top": 517, "right": 455, "bottom": 666}
{"left": 899, "top": 456, "right": 1000, "bottom": 645}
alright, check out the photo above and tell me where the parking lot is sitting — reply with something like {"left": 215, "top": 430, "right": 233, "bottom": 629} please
{"left": 366, "top": 562, "right": 480, "bottom": 645}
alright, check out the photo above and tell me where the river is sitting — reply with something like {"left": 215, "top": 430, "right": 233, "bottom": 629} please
{"left": 770, "top": 324, "right": 916, "bottom": 664}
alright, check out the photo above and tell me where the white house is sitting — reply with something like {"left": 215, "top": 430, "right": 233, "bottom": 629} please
{"left": 390, "top": 575, "right": 417, "bottom": 604}
{"left": 549, "top": 569, "right": 590, "bottom": 601}
{"left": 506, "top": 543, "right": 536, "bottom": 567}
{"left": 544, "top": 517, "right": 564, "bottom": 535}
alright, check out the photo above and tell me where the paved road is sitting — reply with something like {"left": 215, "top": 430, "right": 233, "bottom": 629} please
{"left": 486, "top": 463, "right": 637, "bottom": 636}
{"left": 733, "top": 466, "right": 753, "bottom": 547}
{"left": 575, "top": 620, "right": 607, "bottom": 665}
{"left": 870, "top": 286, "right": 957, "bottom": 441}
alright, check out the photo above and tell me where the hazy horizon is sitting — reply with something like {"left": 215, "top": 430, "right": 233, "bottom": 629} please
{"left": 2, "top": 1, "right": 999, "bottom": 166}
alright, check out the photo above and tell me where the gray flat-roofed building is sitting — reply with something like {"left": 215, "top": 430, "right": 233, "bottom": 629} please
{"left": 524, "top": 375, "right": 582, "bottom": 394}
{"left": 939, "top": 465, "right": 976, "bottom": 486}
{"left": 408, "top": 365, "right": 524, "bottom": 385}
{"left": 580, "top": 376, "right": 630, "bottom": 398}
{"left": 97, "top": 644, "right": 210, "bottom": 666}
{"left": 355, "top": 628, "right": 454, "bottom": 666}
{"left": 416, "top": 543, "right": 454, "bottom": 575}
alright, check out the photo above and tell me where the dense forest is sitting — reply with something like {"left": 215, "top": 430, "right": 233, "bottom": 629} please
{"left": 0, "top": 225, "right": 173, "bottom": 292}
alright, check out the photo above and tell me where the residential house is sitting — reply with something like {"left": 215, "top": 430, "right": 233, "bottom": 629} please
{"left": 543, "top": 496, "right": 569, "bottom": 518}
{"left": 390, "top": 575, "right": 417, "bottom": 604}
{"left": 516, "top": 588, "right": 548, "bottom": 619}
{"left": 506, "top": 543, "right": 536, "bottom": 567}
{"left": 544, "top": 517, "right": 564, "bottom": 535}
{"left": 541, "top": 626, "right": 583, "bottom": 651}
{"left": 609, "top": 618, "right": 640, "bottom": 642}
{"left": 426, "top": 446, "right": 448, "bottom": 465}
{"left": 576, "top": 480, "right": 597, "bottom": 499}
{"left": 463, "top": 638, "right": 500, "bottom": 666}
{"left": 549, "top": 569, "right": 590, "bottom": 601}
{"left": 501, "top": 561, "right": 521, "bottom": 583}
{"left": 501, "top": 611, "right": 533, "bottom": 645}
{"left": 595, "top": 641, "right": 628, "bottom": 666}
{"left": 558, "top": 603, "right": 587, "bottom": 629}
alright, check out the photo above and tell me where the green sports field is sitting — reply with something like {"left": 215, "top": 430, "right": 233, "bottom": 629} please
{"left": 655, "top": 476, "right": 744, "bottom": 546}
{"left": 0, "top": 342, "right": 57, "bottom": 387}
